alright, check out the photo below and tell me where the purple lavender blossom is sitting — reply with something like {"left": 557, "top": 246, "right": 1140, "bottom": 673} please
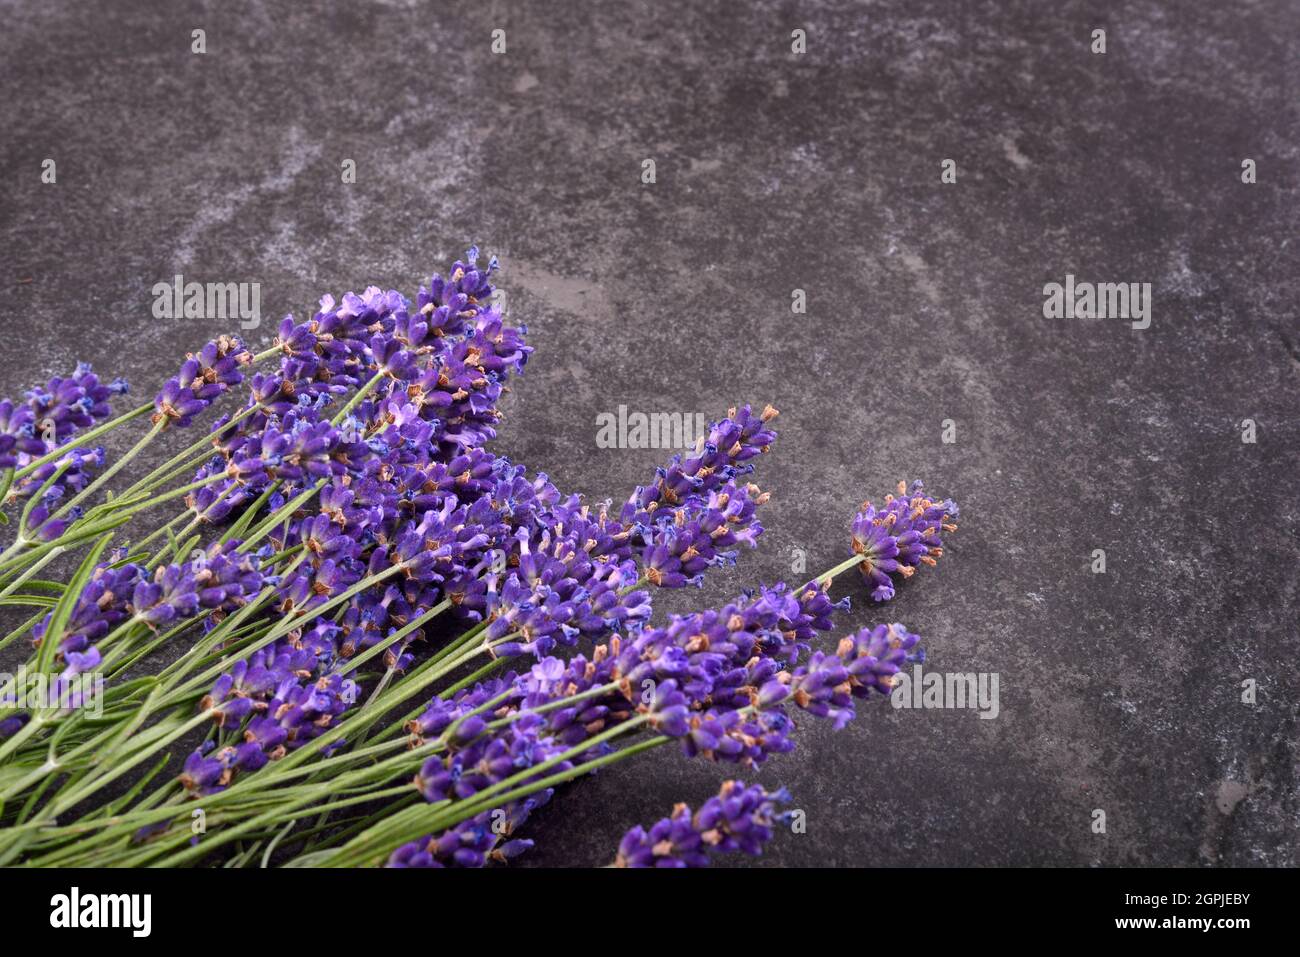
{"left": 187, "top": 620, "right": 359, "bottom": 795}
{"left": 413, "top": 711, "right": 570, "bottom": 804}
{"left": 152, "top": 335, "right": 251, "bottom": 428}
{"left": 849, "top": 481, "right": 960, "bottom": 601}
{"left": 614, "top": 781, "right": 791, "bottom": 867}
{"left": 0, "top": 362, "right": 128, "bottom": 469}
{"left": 24, "top": 363, "right": 128, "bottom": 444}
{"left": 4, "top": 250, "right": 961, "bottom": 874}
{"left": 0, "top": 713, "right": 32, "bottom": 739}
{"left": 639, "top": 481, "right": 766, "bottom": 588}
{"left": 32, "top": 562, "right": 142, "bottom": 657}
{"left": 387, "top": 811, "right": 534, "bottom": 868}
{"left": 0, "top": 366, "right": 127, "bottom": 532}
{"left": 0, "top": 401, "right": 46, "bottom": 470}
{"left": 617, "top": 404, "right": 779, "bottom": 527}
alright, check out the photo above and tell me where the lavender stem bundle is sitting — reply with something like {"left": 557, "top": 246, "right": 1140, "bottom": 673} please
{"left": 0, "top": 249, "right": 959, "bottom": 868}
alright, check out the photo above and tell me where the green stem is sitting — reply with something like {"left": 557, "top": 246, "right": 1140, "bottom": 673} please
{"left": 0, "top": 609, "right": 46, "bottom": 656}
{"left": 332, "top": 371, "right": 386, "bottom": 424}
{"left": 237, "top": 480, "right": 326, "bottom": 552}
{"left": 810, "top": 554, "right": 864, "bottom": 589}
{"left": 154, "top": 559, "right": 408, "bottom": 709}
{"left": 427, "top": 715, "right": 652, "bottom": 830}
{"left": 430, "top": 735, "right": 668, "bottom": 840}
{"left": 51, "top": 419, "right": 167, "bottom": 523}
{"left": 328, "top": 731, "right": 665, "bottom": 867}
{"left": 42, "top": 709, "right": 214, "bottom": 820}
{"left": 0, "top": 547, "right": 65, "bottom": 603}
{"left": 11, "top": 403, "right": 153, "bottom": 482}
{"left": 14, "top": 459, "right": 73, "bottom": 541}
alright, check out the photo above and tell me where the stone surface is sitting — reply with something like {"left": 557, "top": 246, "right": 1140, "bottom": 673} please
{"left": 0, "top": 0, "right": 1296, "bottom": 867}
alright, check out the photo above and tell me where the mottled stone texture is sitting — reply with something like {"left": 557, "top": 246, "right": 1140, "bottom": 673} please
{"left": 0, "top": 0, "right": 1296, "bottom": 867}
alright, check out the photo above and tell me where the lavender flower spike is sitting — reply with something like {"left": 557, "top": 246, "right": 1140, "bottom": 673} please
{"left": 850, "top": 480, "right": 959, "bottom": 601}
{"left": 614, "top": 780, "right": 792, "bottom": 867}
{"left": 152, "top": 335, "right": 252, "bottom": 428}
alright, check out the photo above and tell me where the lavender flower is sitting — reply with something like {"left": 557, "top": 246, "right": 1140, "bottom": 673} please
{"left": 413, "top": 711, "right": 570, "bottom": 804}
{"left": 192, "top": 541, "right": 270, "bottom": 619}
{"left": 152, "top": 335, "right": 252, "bottom": 428}
{"left": 639, "top": 481, "right": 766, "bottom": 587}
{"left": 188, "top": 620, "right": 360, "bottom": 795}
{"left": 23, "top": 363, "right": 128, "bottom": 444}
{"left": 178, "top": 740, "right": 270, "bottom": 797}
{"left": 617, "top": 404, "right": 779, "bottom": 526}
{"left": 0, "top": 713, "right": 31, "bottom": 739}
{"left": 0, "top": 250, "right": 964, "bottom": 874}
{"left": 32, "top": 562, "right": 142, "bottom": 657}
{"left": 850, "top": 481, "right": 960, "bottom": 601}
{"left": 0, "top": 362, "right": 128, "bottom": 469}
{"left": 0, "top": 401, "right": 46, "bottom": 470}
{"left": 0, "top": 365, "right": 127, "bottom": 536}
{"left": 614, "top": 781, "right": 791, "bottom": 867}
{"left": 387, "top": 810, "right": 534, "bottom": 868}
{"left": 395, "top": 675, "right": 553, "bottom": 868}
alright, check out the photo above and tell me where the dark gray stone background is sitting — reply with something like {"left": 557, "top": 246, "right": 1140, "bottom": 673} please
{"left": 1, "top": 0, "right": 1297, "bottom": 867}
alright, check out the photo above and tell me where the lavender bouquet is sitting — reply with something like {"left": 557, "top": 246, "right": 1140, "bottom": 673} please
{"left": 0, "top": 250, "right": 958, "bottom": 867}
